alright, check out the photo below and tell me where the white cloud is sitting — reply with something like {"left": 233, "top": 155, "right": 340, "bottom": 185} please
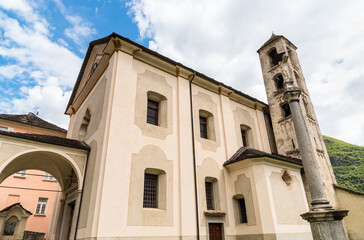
{"left": 64, "top": 15, "right": 97, "bottom": 47}
{"left": 11, "top": 80, "right": 72, "bottom": 128}
{"left": 126, "top": 0, "right": 364, "bottom": 146}
{"left": 50, "top": 0, "right": 96, "bottom": 47}
{"left": 0, "top": 65, "right": 26, "bottom": 79}
{"left": 0, "top": 0, "right": 83, "bottom": 129}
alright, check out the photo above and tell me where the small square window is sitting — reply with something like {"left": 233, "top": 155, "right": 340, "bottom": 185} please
{"left": 147, "top": 99, "right": 159, "bottom": 126}
{"left": 143, "top": 173, "right": 158, "bottom": 208}
{"left": 200, "top": 116, "right": 208, "bottom": 139}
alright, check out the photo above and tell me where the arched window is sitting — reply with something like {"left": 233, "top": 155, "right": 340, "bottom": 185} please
{"left": 3, "top": 216, "right": 18, "bottom": 235}
{"left": 79, "top": 108, "right": 91, "bottom": 141}
{"left": 268, "top": 48, "right": 284, "bottom": 66}
{"left": 274, "top": 74, "right": 284, "bottom": 90}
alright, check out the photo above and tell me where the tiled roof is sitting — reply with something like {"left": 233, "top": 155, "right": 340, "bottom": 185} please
{"left": 0, "top": 202, "right": 32, "bottom": 215}
{"left": 223, "top": 147, "right": 302, "bottom": 166}
{"left": 0, "top": 112, "right": 67, "bottom": 133}
{"left": 66, "top": 33, "right": 268, "bottom": 113}
{"left": 0, "top": 131, "right": 89, "bottom": 151}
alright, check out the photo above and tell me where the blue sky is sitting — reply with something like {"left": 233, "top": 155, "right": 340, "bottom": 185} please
{"left": 0, "top": 0, "right": 363, "bottom": 146}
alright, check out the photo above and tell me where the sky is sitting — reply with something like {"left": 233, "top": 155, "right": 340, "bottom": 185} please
{"left": 0, "top": 0, "right": 363, "bottom": 146}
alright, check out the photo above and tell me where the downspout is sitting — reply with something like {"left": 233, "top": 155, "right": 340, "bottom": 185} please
{"left": 189, "top": 72, "right": 200, "bottom": 240}
{"left": 74, "top": 148, "right": 90, "bottom": 240}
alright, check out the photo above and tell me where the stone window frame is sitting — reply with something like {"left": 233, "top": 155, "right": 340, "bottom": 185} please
{"left": 280, "top": 169, "right": 294, "bottom": 190}
{"left": 127, "top": 145, "right": 173, "bottom": 226}
{"left": 3, "top": 216, "right": 18, "bottom": 235}
{"left": 134, "top": 70, "right": 173, "bottom": 140}
{"left": 240, "top": 124, "right": 252, "bottom": 147}
{"left": 146, "top": 91, "right": 167, "bottom": 127}
{"left": 233, "top": 194, "right": 248, "bottom": 224}
{"left": 273, "top": 73, "right": 284, "bottom": 91}
{"left": 199, "top": 109, "right": 216, "bottom": 141}
{"left": 78, "top": 108, "right": 91, "bottom": 141}
{"left": 280, "top": 102, "right": 291, "bottom": 118}
{"left": 267, "top": 47, "right": 284, "bottom": 67}
{"left": 142, "top": 168, "right": 166, "bottom": 210}
{"left": 205, "top": 177, "right": 220, "bottom": 211}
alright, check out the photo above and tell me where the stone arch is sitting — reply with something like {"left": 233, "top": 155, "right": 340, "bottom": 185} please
{"left": 0, "top": 149, "right": 82, "bottom": 191}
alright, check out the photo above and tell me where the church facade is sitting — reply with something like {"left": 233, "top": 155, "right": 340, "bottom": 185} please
{"left": 63, "top": 33, "right": 333, "bottom": 240}
{"left": 0, "top": 34, "right": 341, "bottom": 240}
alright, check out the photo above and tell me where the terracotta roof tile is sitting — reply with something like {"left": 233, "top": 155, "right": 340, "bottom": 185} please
{"left": 0, "top": 112, "right": 67, "bottom": 133}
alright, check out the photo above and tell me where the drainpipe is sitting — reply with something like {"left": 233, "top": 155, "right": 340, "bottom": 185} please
{"left": 189, "top": 72, "right": 200, "bottom": 240}
{"left": 74, "top": 148, "right": 90, "bottom": 240}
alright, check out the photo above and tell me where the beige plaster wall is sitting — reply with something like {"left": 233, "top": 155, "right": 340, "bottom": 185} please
{"left": 68, "top": 49, "right": 116, "bottom": 239}
{"left": 69, "top": 42, "right": 304, "bottom": 239}
{"left": 335, "top": 188, "right": 364, "bottom": 240}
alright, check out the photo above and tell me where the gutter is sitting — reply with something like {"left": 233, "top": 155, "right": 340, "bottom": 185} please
{"left": 189, "top": 72, "right": 200, "bottom": 240}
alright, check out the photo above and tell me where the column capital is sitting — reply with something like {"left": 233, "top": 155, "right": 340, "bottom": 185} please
{"left": 301, "top": 209, "right": 348, "bottom": 223}
{"left": 284, "top": 87, "right": 301, "bottom": 102}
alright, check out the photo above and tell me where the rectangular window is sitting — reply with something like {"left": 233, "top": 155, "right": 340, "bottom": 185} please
{"left": 43, "top": 172, "right": 54, "bottom": 181}
{"left": 0, "top": 126, "right": 8, "bottom": 131}
{"left": 205, "top": 182, "right": 214, "bottom": 210}
{"left": 35, "top": 197, "right": 48, "bottom": 215}
{"left": 238, "top": 198, "right": 248, "bottom": 223}
{"left": 143, "top": 173, "right": 158, "bottom": 208}
{"left": 14, "top": 170, "right": 26, "bottom": 178}
{"left": 200, "top": 116, "right": 208, "bottom": 139}
{"left": 241, "top": 130, "right": 247, "bottom": 147}
{"left": 147, "top": 99, "right": 159, "bottom": 125}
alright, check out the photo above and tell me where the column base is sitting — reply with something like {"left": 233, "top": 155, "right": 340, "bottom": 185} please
{"left": 301, "top": 209, "right": 348, "bottom": 240}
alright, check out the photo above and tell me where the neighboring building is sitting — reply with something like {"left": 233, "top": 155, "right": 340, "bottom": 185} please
{"left": 0, "top": 113, "right": 65, "bottom": 238}
{"left": 0, "top": 33, "right": 353, "bottom": 240}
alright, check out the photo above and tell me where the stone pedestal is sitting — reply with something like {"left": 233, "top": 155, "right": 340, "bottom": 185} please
{"left": 301, "top": 210, "right": 348, "bottom": 240}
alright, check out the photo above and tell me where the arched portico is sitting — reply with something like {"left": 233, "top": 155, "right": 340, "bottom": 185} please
{"left": 0, "top": 131, "right": 89, "bottom": 240}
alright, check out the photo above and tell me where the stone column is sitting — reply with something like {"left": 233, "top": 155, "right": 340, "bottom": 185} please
{"left": 284, "top": 86, "right": 348, "bottom": 240}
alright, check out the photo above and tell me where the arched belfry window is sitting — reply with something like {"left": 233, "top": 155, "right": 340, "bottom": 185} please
{"left": 274, "top": 74, "right": 284, "bottom": 90}
{"left": 268, "top": 48, "right": 284, "bottom": 66}
{"left": 79, "top": 108, "right": 91, "bottom": 141}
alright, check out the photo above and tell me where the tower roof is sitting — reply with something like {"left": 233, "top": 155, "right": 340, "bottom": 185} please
{"left": 257, "top": 33, "right": 297, "bottom": 53}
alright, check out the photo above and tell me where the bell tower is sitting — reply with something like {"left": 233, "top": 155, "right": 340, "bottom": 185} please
{"left": 257, "top": 34, "right": 338, "bottom": 208}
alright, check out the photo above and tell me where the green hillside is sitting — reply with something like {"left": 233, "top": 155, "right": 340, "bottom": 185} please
{"left": 323, "top": 135, "right": 364, "bottom": 193}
